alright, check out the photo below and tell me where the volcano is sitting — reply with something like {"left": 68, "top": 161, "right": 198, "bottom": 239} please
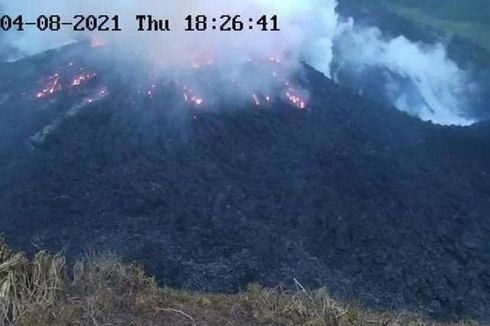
{"left": 1, "top": 42, "right": 490, "bottom": 321}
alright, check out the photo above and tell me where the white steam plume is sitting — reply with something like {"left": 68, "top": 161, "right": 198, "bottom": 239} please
{"left": 333, "top": 18, "right": 477, "bottom": 126}
{"left": 0, "top": 0, "right": 337, "bottom": 76}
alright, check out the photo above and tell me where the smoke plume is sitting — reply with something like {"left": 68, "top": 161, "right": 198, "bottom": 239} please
{"left": 0, "top": 0, "right": 337, "bottom": 74}
{"left": 332, "top": 18, "right": 478, "bottom": 126}
{"left": 0, "top": 0, "right": 481, "bottom": 125}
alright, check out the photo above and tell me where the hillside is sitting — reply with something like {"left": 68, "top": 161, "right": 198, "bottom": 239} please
{"left": 1, "top": 43, "right": 490, "bottom": 321}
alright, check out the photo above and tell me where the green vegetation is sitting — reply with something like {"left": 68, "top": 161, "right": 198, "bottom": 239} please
{"left": 376, "top": 0, "right": 490, "bottom": 52}
{"left": 0, "top": 238, "right": 480, "bottom": 325}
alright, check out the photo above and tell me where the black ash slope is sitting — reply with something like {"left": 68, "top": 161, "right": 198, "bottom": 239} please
{"left": 0, "top": 46, "right": 489, "bottom": 320}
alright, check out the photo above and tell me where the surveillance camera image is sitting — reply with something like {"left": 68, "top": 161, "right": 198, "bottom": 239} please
{"left": 0, "top": 1, "right": 489, "bottom": 324}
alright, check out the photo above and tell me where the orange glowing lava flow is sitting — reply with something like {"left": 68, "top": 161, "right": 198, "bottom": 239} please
{"left": 36, "top": 68, "right": 98, "bottom": 99}
{"left": 285, "top": 89, "right": 307, "bottom": 110}
{"left": 36, "top": 74, "right": 61, "bottom": 98}
{"left": 71, "top": 73, "right": 97, "bottom": 87}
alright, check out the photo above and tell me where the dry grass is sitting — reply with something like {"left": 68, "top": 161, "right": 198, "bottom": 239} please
{"left": 0, "top": 238, "right": 480, "bottom": 326}
{"left": 0, "top": 238, "right": 65, "bottom": 323}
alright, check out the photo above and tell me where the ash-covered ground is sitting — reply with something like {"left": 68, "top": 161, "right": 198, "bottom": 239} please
{"left": 0, "top": 42, "right": 489, "bottom": 321}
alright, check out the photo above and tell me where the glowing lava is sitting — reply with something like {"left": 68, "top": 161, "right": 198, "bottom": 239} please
{"left": 252, "top": 94, "right": 261, "bottom": 106}
{"left": 71, "top": 72, "right": 97, "bottom": 87}
{"left": 33, "top": 50, "right": 308, "bottom": 114}
{"left": 83, "top": 87, "right": 110, "bottom": 105}
{"left": 183, "top": 86, "right": 204, "bottom": 106}
{"left": 36, "top": 73, "right": 61, "bottom": 98}
{"left": 36, "top": 66, "right": 98, "bottom": 100}
{"left": 285, "top": 88, "right": 307, "bottom": 110}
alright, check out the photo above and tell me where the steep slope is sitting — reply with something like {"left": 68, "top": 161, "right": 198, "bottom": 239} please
{"left": 0, "top": 44, "right": 489, "bottom": 320}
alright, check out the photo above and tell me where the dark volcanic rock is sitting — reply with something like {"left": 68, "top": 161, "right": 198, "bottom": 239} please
{"left": 0, "top": 45, "right": 490, "bottom": 321}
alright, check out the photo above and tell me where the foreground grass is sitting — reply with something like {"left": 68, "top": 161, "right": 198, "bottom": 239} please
{"left": 0, "top": 239, "right": 479, "bottom": 325}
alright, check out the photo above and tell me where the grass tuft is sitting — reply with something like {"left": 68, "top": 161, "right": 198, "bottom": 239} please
{"left": 0, "top": 238, "right": 65, "bottom": 323}
{"left": 0, "top": 238, "right": 481, "bottom": 325}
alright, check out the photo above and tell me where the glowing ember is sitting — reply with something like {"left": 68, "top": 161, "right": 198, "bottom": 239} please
{"left": 36, "top": 73, "right": 61, "bottom": 98}
{"left": 252, "top": 94, "right": 260, "bottom": 106}
{"left": 99, "top": 87, "right": 109, "bottom": 96}
{"left": 71, "top": 72, "right": 96, "bottom": 87}
{"left": 285, "top": 89, "right": 307, "bottom": 110}
{"left": 183, "top": 86, "right": 204, "bottom": 106}
{"left": 193, "top": 97, "right": 204, "bottom": 105}
{"left": 36, "top": 67, "right": 99, "bottom": 100}
{"left": 82, "top": 87, "right": 109, "bottom": 106}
